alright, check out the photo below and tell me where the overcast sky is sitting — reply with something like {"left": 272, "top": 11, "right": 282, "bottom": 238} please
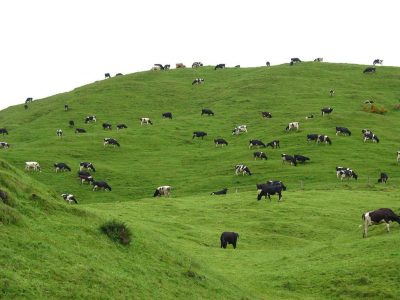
{"left": 0, "top": 0, "right": 398, "bottom": 110}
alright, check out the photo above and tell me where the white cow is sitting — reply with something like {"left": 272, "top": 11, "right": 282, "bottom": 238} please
{"left": 285, "top": 122, "right": 299, "bottom": 131}
{"left": 25, "top": 161, "right": 41, "bottom": 171}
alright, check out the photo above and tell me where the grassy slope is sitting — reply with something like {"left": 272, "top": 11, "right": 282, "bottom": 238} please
{"left": 1, "top": 62, "right": 400, "bottom": 299}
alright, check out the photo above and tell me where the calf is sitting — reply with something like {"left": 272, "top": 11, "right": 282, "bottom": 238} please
{"left": 266, "top": 140, "right": 280, "bottom": 148}
{"left": 377, "top": 172, "right": 388, "bottom": 184}
{"left": 80, "top": 162, "right": 96, "bottom": 172}
{"left": 54, "top": 163, "right": 71, "bottom": 172}
{"left": 321, "top": 107, "right": 333, "bottom": 116}
{"left": 0, "top": 142, "right": 10, "bottom": 149}
{"left": 201, "top": 109, "right": 214, "bottom": 116}
{"left": 56, "top": 129, "right": 63, "bottom": 137}
{"left": 104, "top": 138, "right": 120, "bottom": 147}
{"left": 0, "top": 128, "right": 9, "bottom": 135}
{"left": 116, "top": 124, "right": 128, "bottom": 130}
{"left": 85, "top": 115, "right": 97, "bottom": 123}
{"left": 363, "top": 132, "right": 379, "bottom": 143}
{"left": 193, "top": 131, "right": 207, "bottom": 139}
{"left": 362, "top": 208, "right": 400, "bottom": 238}
{"left": 75, "top": 128, "right": 86, "bottom": 134}
{"left": 363, "top": 67, "right": 376, "bottom": 73}
{"left": 162, "top": 112, "right": 173, "bottom": 119}
{"left": 61, "top": 193, "right": 78, "bottom": 204}
{"left": 211, "top": 188, "right": 228, "bottom": 195}
{"left": 102, "top": 123, "right": 112, "bottom": 130}
{"left": 253, "top": 151, "right": 267, "bottom": 160}
{"left": 281, "top": 154, "right": 297, "bottom": 166}
{"left": 214, "top": 64, "right": 225, "bottom": 70}
{"left": 192, "top": 78, "right": 204, "bottom": 85}
{"left": 249, "top": 139, "right": 266, "bottom": 148}
{"left": 153, "top": 186, "right": 172, "bottom": 197}
{"left": 214, "top": 138, "right": 228, "bottom": 147}
{"left": 294, "top": 154, "right": 310, "bottom": 164}
{"left": 220, "top": 232, "right": 239, "bottom": 249}
{"left": 257, "top": 184, "right": 284, "bottom": 201}
{"left": 373, "top": 59, "right": 383, "bottom": 65}
{"left": 261, "top": 111, "right": 272, "bottom": 118}
{"left": 140, "top": 117, "right": 153, "bottom": 125}
{"left": 25, "top": 161, "right": 41, "bottom": 172}
{"left": 235, "top": 164, "right": 252, "bottom": 176}
{"left": 286, "top": 122, "right": 299, "bottom": 131}
{"left": 93, "top": 181, "right": 112, "bottom": 191}
{"left": 232, "top": 125, "right": 247, "bottom": 135}
{"left": 317, "top": 135, "right": 332, "bottom": 145}
{"left": 336, "top": 127, "right": 351, "bottom": 136}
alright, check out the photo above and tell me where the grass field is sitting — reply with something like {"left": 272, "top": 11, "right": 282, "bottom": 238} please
{"left": 1, "top": 62, "right": 400, "bottom": 299}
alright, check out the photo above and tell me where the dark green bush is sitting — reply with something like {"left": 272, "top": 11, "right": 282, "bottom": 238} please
{"left": 100, "top": 220, "right": 132, "bottom": 245}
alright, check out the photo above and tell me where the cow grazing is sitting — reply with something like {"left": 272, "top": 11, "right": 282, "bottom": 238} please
{"left": 232, "top": 125, "right": 247, "bottom": 135}
{"left": 105, "top": 73, "right": 111, "bottom": 79}
{"left": 314, "top": 57, "right": 323, "bottom": 62}
{"left": 193, "top": 131, "right": 207, "bottom": 139}
{"left": 192, "top": 78, "right": 204, "bottom": 85}
{"left": 69, "top": 120, "right": 75, "bottom": 127}
{"left": 64, "top": 104, "right": 69, "bottom": 111}
{"left": 261, "top": 111, "right": 272, "bottom": 118}
{"left": 235, "top": 164, "right": 252, "bottom": 176}
{"left": 54, "top": 163, "right": 71, "bottom": 172}
{"left": 80, "top": 162, "right": 96, "bottom": 172}
{"left": 321, "top": 107, "right": 333, "bottom": 116}
{"left": 214, "top": 64, "right": 225, "bottom": 70}
{"left": 291, "top": 58, "right": 302, "bottom": 63}
{"left": 266, "top": 61, "right": 271, "bottom": 67}
{"left": 249, "top": 139, "right": 266, "bottom": 148}
{"left": 281, "top": 154, "right": 297, "bottom": 166}
{"left": 253, "top": 151, "right": 267, "bottom": 160}
{"left": 294, "top": 154, "right": 310, "bottom": 164}
{"left": 214, "top": 138, "right": 228, "bottom": 147}
{"left": 201, "top": 109, "right": 214, "bottom": 116}
{"left": 61, "top": 193, "right": 78, "bottom": 204}
{"left": 0, "top": 128, "right": 9, "bottom": 135}
{"left": 266, "top": 140, "right": 280, "bottom": 148}
{"left": 79, "top": 174, "right": 94, "bottom": 185}
{"left": 336, "top": 127, "right": 351, "bottom": 136}
{"left": 363, "top": 132, "right": 379, "bottom": 143}
{"left": 56, "top": 129, "right": 63, "bottom": 137}
{"left": 0, "top": 142, "right": 10, "bottom": 149}
{"left": 336, "top": 167, "right": 358, "bottom": 180}
{"left": 363, "top": 67, "right": 376, "bottom": 73}
{"left": 211, "top": 188, "right": 228, "bottom": 195}
{"left": 373, "top": 59, "right": 383, "bottom": 65}
{"left": 93, "top": 181, "right": 112, "bottom": 191}
{"left": 305, "top": 114, "right": 314, "bottom": 120}
{"left": 85, "top": 115, "right": 97, "bottom": 123}
{"left": 25, "top": 97, "right": 33, "bottom": 104}
{"left": 153, "top": 186, "right": 172, "bottom": 197}
{"left": 378, "top": 173, "right": 388, "bottom": 184}
{"left": 220, "top": 232, "right": 239, "bottom": 249}
{"left": 162, "top": 112, "right": 173, "bottom": 119}
{"left": 317, "top": 135, "right": 332, "bottom": 145}
{"left": 257, "top": 184, "right": 285, "bottom": 201}
{"left": 104, "top": 138, "right": 120, "bottom": 147}
{"left": 329, "top": 89, "right": 335, "bottom": 97}
{"left": 285, "top": 122, "right": 299, "bottom": 131}
{"left": 25, "top": 161, "right": 41, "bottom": 172}
{"left": 116, "top": 124, "right": 128, "bottom": 130}
{"left": 192, "top": 62, "right": 203, "bottom": 68}
{"left": 102, "top": 123, "right": 112, "bottom": 130}
{"left": 140, "top": 117, "right": 153, "bottom": 125}
{"left": 176, "top": 63, "right": 186, "bottom": 68}
{"left": 75, "top": 128, "right": 86, "bottom": 134}
{"left": 362, "top": 208, "right": 400, "bottom": 238}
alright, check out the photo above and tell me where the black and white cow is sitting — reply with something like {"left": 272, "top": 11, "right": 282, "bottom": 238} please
{"left": 214, "top": 64, "right": 225, "bottom": 70}
{"left": 116, "top": 124, "right": 128, "bottom": 130}
{"left": 363, "top": 67, "right": 376, "bottom": 73}
{"left": 321, "top": 107, "right": 333, "bottom": 116}
{"left": 235, "top": 164, "right": 252, "bottom": 176}
{"left": 201, "top": 109, "right": 214, "bottom": 116}
{"left": 362, "top": 208, "right": 400, "bottom": 238}
{"left": 329, "top": 89, "right": 335, "bottom": 96}
{"left": 266, "top": 140, "right": 280, "bottom": 148}
{"left": 294, "top": 154, "right": 310, "bottom": 164}
{"left": 378, "top": 172, "right": 389, "bottom": 184}
{"left": 192, "top": 62, "right": 203, "bottom": 68}
{"left": 232, "top": 125, "right": 247, "bottom": 135}
{"left": 79, "top": 174, "right": 94, "bottom": 185}
{"left": 220, "top": 232, "right": 239, "bottom": 249}
{"left": 0, "top": 142, "right": 10, "bottom": 149}
{"left": 54, "top": 163, "right": 71, "bottom": 172}
{"left": 261, "top": 112, "right": 272, "bottom": 118}
{"left": 336, "top": 167, "right": 357, "bottom": 180}
{"left": 104, "top": 138, "right": 120, "bottom": 147}
{"left": 61, "top": 193, "right": 78, "bottom": 204}
{"left": 25, "top": 97, "right": 33, "bottom": 104}
{"left": 162, "top": 112, "right": 173, "bottom": 119}
{"left": 105, "top": 73, "right": 111, "bottom": 79}
{"left": 281, "top": 154, "right": 297, "bottom": 166}
{"left": 192, "top": 78, "right": 204, "bottom": 85}
{"left": 211, "top": 188, "right": 228, "bottom": 195}
{"left": 317, "top": 135, "right": 332, "bottom": 145}
{"left": 0, "top": 128, "right": 8, "bottom": 135}
{"left": 80, "top": 162, "right": 96, "bottom": 172}
{"left": 140, "top": 117, "right": 153, "bottom": 125}
{"left": 291, "top": 58, "right": 302, "bottom": 63}
{"left": 336, "top": 127, "right": 351, "bottom": 136}
{"left": 85, "top": 115, "right": 97, "bottom": 123}
{"left": 56, "top": 129, "right": 63, "bottom": 137}
{"left": 64, "top": 104, "right": 69, "bottom": 111}
{"left": 92, "top": 181, "right": 112, "bottom": 191}
{"left": 253, "top": 151, "right": 268, "bottom": 160}
{"left": 193, "top": 131, "right": 207, "bottom": 139}
{"left": 314, "top": 57, "right": 323, "bottom": 62}
{"left": 257, "top": 184, "right": 285, "bottom": 201}
{"left": 153, "top": 186, "right": 172, "bottom": 197}
{"left": 75, "top": 128, "right": 86, "bottom": 133}
{"left": 285, "top": 122, "right": 299, "bottom": 131}
{"left": 69, "top": 120, "right": 75, "bottom": 127}
{"left": 373, "top": 59, "right": 383, "bottom": 65}
{"left": 25, "top": 161, "right": 41, "bottom": 172}
{"left": 249, "top": 140, "right": 266, "bottom": 148}
{"left": 214, "top": 138, "right": 228, "bottom": 147}
{"left": 102, "top": 123, "right": 112, "bottom": 130}
{"left": 363, "top": 132, "right": 379, "bottom": 143}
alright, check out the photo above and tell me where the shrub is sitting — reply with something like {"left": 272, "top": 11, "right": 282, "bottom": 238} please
{"left": 393, "top": 103, "right": 400, "bottom": 111}
{"left": 100, "top": 220, "right": 132, "bottom": 245}
{"left": 363, "top": 104, "right": 387, "bottom": 114}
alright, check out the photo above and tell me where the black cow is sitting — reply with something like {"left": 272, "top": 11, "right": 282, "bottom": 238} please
{"left": 378, "top": 172, "right": 388, "bottom": 184}
{"left": 249, "top": 140, "right": 266, "bottom": 148}
{"left": 69, "top": 120, "right": 75, "bottom": 127}
{"left": 266, "top": 61, "right": 271, "bottom": 67}
{"left": 336, "top": 127, "right": 351, "bottom": 136}
{"left": 201, "top": 109, "right": 214, "bottom": 116}
{"left": 0, "top": 128, "right": 8, "bottom": 135}
{"left": 362, "top": 208, "right": 400, "bottom": 238}
{"left": 105, "top": 73, "right": 111, "bottom": 79}
{"left": 80, "top": 162, "right": 96, "bottom": 172}
{"left": 54, "top": 163, "right": 71, "bottom": 172}
{"left": 281, "top": 154, "right": 297, "bottom": 166}
{"left": 261, "top": 111, "right": 272, "bottom": 118}
{"left": 321, "top": 107, "right": 333, "bottom": 116}
{"left": 193, "top": 131, "right": 207, "bottom": 139}
{"left": 256, "top": 180, "right": 287, "bottom": 191}
{"left": 192, "top": 78, "right": 204, "bottom": 85}
{"left": 102, "top": 123, "right": 112, "bottom": 130}
{"left": 253, "top": 151, "right": 267, "bottom": 160}
{"left": 162, "top": 112, "right": 173, "bottom": 119}
{"left": 214, "top": 138, "right": 228, "bottom": 147}
{"left": 211, "top": 188, "right": 228, "bottom": 195}
{"left": 363, "top": 132, "right": 379, "bottom": 143}
{"left": 75, "top": 128, "right": 86, "bottom": 133}
{"left": 291, "top": 58, "right": 302, "bottom": 63}
{"left": 294, "top": 154, "right": 310, "bottom": 164}
{"left": 104, "top": 138, "right": 120, "bottom": 147}
{"left": 266, "top": 140, "right": 280, "bottom": 148}
{"left": 93, "top": 181, "right": 112, "bottom": 191}
{"left": 363, "top": 67, "right": 376, "bottom": 74}
{"left": 220, "top": 232, "right": 239, "bottom": 249}
{"left": 85, "top": 115, "right": 97, "bottom": 123}
{"left": 116, "top": 124, "right": 128, "bottom": 130}
{"left": 214, "top": 64, "right": 225, "bottom": 70}
{"left": 257, "top": 184, "right": 285, "bottom": 201}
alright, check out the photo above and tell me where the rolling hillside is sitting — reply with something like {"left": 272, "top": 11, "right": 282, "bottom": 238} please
{"left": 1, "top": 62, "right": 400, "bottom": 299}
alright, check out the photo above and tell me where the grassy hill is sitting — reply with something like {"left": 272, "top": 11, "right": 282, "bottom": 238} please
{"left": 1, "top": 62, "right": 400, "bottom": 299}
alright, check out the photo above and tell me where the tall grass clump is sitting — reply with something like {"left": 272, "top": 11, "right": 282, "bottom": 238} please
{"left": 100, "top": 220, "right": 132, "bottom": 245}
